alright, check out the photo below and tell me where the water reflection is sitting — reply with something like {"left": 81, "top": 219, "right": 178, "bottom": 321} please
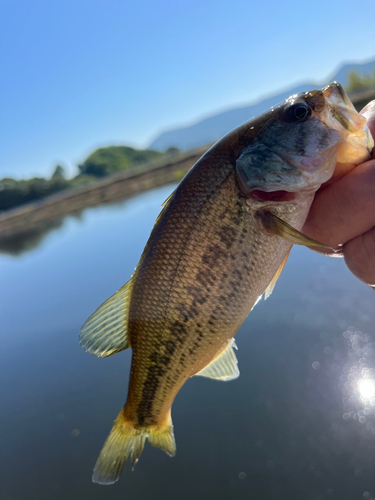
{"left": 358, "top": 379, "right": 375, "bottom": 399}
{"left": 0, "top": 190, "right": 161, "bottom": 257}
{"left": 1, "top": 183, "right": 375, "bottom": 499}
{"left": 0, "top": 218, "right": 65, "bottom": 256}
{"left": 338, "top": 329, "right": 375, "bottom": 424}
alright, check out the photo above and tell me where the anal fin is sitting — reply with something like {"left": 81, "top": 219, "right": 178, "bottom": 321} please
{"left": 79, "top": 279, "right": 133, "bottom": 357}
{"left": 195, "top": 339, "right": 239, "bottom": 381}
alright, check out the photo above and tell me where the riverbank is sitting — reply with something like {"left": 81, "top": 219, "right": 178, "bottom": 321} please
{"left": 350, "top": 87, "right": 375, "bottom": 113}
{"left": 0, "top": 146, "right": 208, "bottom": 239}
{"left": 1, "top": 88, "right": 374, "bottom": 241}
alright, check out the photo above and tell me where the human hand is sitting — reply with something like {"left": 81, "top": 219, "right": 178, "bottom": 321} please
{"left": 303, "top": 100, "right": 375, "bottom": 287}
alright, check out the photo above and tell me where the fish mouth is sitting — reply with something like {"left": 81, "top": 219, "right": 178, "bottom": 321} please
{"left": 321, "top": 82, "right": 374, "bottom": 162}
{"left": 250, "top": 189, "right": 298, "bottom": 202}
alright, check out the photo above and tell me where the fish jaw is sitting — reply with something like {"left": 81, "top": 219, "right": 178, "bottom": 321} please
{"left": 321, "top": 82, "right": 374, "bottom": 164}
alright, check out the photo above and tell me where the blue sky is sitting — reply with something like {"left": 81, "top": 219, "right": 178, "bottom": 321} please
{"left": 1, "top": 0, "right": 375, "bottom": 179}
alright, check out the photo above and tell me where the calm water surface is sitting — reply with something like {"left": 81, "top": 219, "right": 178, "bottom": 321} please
{"left": 1, "top": 184, "right": 375, "bottom": 500}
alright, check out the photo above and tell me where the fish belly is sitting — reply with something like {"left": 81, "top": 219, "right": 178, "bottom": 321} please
{"left": 124, "top": 172, "right": 291, "bottom": 427}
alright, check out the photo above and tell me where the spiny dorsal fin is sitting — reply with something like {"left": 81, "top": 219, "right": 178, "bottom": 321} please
{"left": 79, "top": 279, "right": 133, "bottom": 357}
{"left": 161, "top": 190, "right": 175, "bottom": 208}
{"left": 264, "top": 249, "right": 290, "bottom": 300}
{"left": 154, "top": 190, "right": 175, "bottom": 225}
{"left": 195, "top": 339, "right": 239, "bottom": 381}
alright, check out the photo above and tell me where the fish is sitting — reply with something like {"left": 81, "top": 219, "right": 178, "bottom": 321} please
{"left": 79, "top": 82, "right": 373, "bottom": 484}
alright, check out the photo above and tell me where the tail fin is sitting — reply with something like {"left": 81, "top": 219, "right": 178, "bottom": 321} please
{"left": 92, "top": 408, "right": 176, "bottom": 485}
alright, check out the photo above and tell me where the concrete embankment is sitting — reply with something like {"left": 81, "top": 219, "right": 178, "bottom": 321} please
{"left": 351, "top": 87, "right": 375, "bottom": 113}
{"left": 0, "top": 146, "right": 208, "bottom": 238}
{"left": 1, "top": 88, "right": 374, "bottom": 240}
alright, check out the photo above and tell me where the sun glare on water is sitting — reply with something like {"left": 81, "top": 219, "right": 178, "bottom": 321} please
{"left": 358, "top": 379, "right": 375, "bottom": 399}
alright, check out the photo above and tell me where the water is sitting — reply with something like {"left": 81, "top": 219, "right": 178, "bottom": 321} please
{"left": 1, "top": 184, "right": 375, "bottom": 500}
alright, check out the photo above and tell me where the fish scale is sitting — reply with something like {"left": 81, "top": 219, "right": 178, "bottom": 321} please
{"left": 125, "top": 169, "right": 292, "bottom": 428}
{"left": 79, "top": 82, "right": 373, "bottom": 484}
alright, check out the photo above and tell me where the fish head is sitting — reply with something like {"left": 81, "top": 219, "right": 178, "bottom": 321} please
{"left": 236, "top": 81, "right": 374, "bottom": 202}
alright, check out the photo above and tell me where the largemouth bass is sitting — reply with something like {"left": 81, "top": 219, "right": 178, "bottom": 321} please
{"left": 80, "top": 82, "right": 373, "bottom": 484}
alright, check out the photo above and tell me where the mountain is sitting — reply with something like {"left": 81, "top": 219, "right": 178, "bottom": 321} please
{"left": 149, "top": 58, "right": 375, "bottom": 152}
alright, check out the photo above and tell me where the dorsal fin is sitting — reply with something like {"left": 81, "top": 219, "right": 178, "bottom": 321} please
{"left": 161, "top": 190, "right": 175, "bottom": 208}
{"left": 154, "top": 190, "right": 175, "bottom": 225}
{"left": 79, "top": 279, "right": 133, "bottom": 357}
{"left": 264, "top": 249, "right": 290, "bottom": 300}
{"left": 195, "top": 339, "right": 239, "bottom": 381}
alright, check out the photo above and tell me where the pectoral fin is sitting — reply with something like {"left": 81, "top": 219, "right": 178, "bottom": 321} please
{"left": 194, "top": 339, "right": 239, "bottom": 381}
{"left": 79, "top": 279, "right": 133, "bottom": 357}
{"left": 260, "top": 210, "right": 339, "bottom": 251}
{"left": 264, "top": 249, "right": 291, "bottom": 300}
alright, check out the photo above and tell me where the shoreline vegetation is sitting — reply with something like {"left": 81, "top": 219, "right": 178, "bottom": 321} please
{"left": 0, "top": 147, "right": 207, "bottom": 254}
{"left": 1, "top": 83, "right": 374, "bottom": 252}
{"left": 0, "top": 146, "right": 170, "bottom": 213}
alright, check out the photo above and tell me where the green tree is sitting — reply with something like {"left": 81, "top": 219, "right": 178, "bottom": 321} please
{"left": 78, "top": 146, "right": 164, "bottom": 178}
{"left": 346, "top": 69, "right": 375, "bottom": 93}
{"left": 165, "top": 147, "right": 180, "bottom": 157}
{"left": 51, "top": 164, "right": 66, "bottom": 180}
{"left": 0, "top": 175, "right": 70, "bottom": 211}
{"left": 0, "top": 145, "right": 167, "bottom": 212}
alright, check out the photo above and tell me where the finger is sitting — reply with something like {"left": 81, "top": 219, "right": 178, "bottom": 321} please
{"left": 303, "top": 159, "right": 375, "bottom": 250}
{"left": 344, "top": 226, "right": 375, "bottom": 286}
{"left": 323, "top": 161, "right": 356, "bottom": 187}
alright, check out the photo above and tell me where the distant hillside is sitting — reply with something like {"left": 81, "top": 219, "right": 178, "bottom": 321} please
{"left": 149, "top": 58, "right": 375, "bottom": 152}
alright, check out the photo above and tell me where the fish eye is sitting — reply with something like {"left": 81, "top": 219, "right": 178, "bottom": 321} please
{"left": 283, "top": 102, "right": 311, "bottom": 123}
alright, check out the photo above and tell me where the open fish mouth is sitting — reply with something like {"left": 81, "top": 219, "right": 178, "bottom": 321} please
{"left": 250, "top": 189, "right": 298, "bottom": 203}
{"left": 321, "top": 82, "right": 374, "bottom": 162}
